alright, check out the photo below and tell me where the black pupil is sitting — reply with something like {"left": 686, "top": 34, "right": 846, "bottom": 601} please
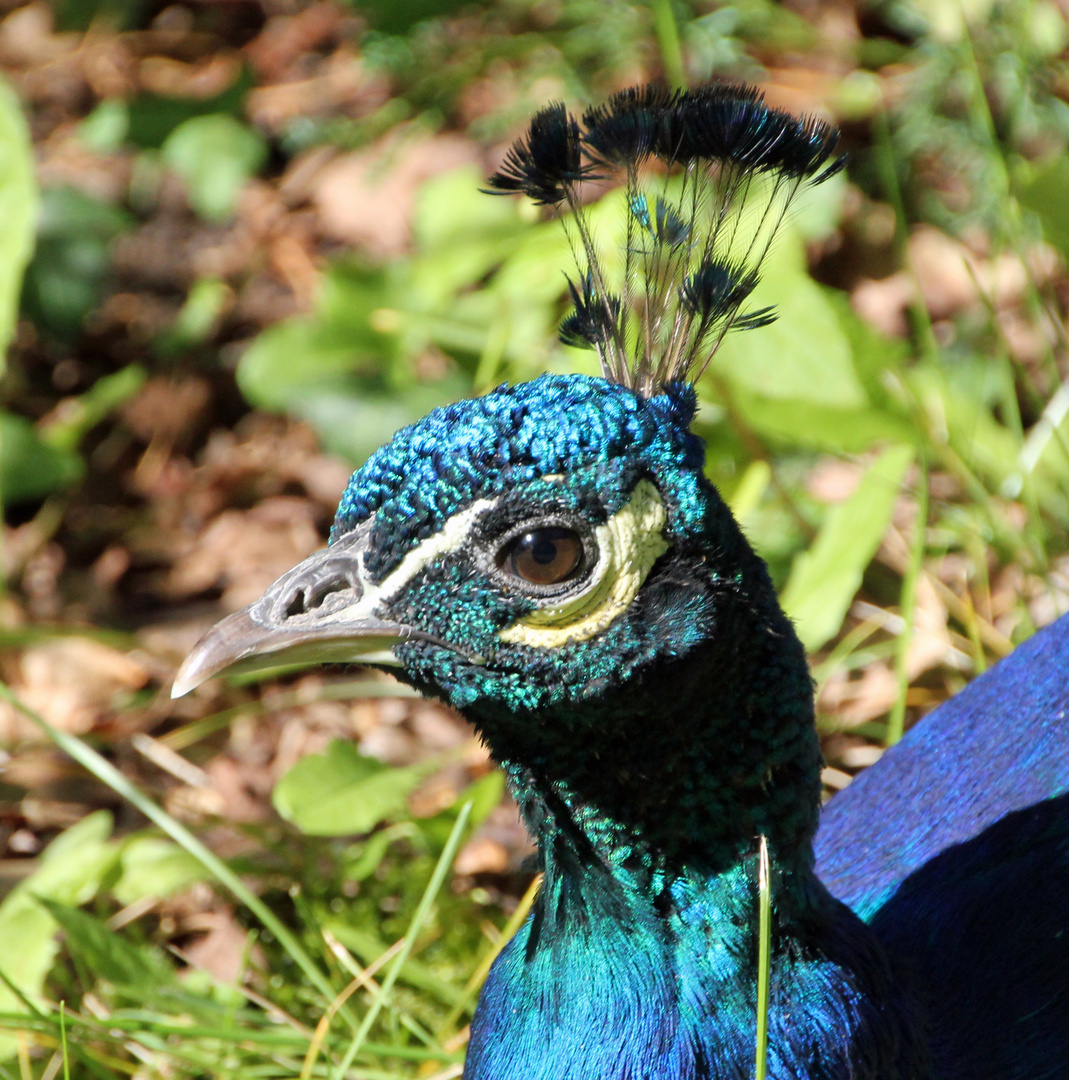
{"left": 530, "top": 535, "right": 559, "bottom": 565}
{"left": 506, "top": 527, "right": 582, "bottom": 586}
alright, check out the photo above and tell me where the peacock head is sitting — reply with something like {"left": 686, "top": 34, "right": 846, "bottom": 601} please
{"left": 173, "top": 374, "right": 743, "bottom": 718}
{"left": 174, "top": 83, "right": 841, "bottom": 866}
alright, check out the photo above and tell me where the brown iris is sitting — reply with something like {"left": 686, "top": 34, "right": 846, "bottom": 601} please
{"left": 501, "top": 527, "right": 583, "bottom": 586}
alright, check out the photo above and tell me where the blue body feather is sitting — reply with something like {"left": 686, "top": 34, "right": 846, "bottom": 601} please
{"left": 817, "top": 612, "right": 1069, "bottom": 917}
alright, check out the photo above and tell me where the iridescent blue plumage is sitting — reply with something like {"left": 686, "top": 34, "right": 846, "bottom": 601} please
{"left": 174, "top": 82, "right": 1069, "bottom": 1079}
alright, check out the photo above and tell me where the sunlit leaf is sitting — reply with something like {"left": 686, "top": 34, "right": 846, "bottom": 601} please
{"left": 709, "top": 229, "right": 865, "bottom": 409}
{"left": 161, "top": 113, "right": 267, "bottom": 221}
{"left": 114, "top": 837, "right": 207, "bottom": 905}
{"left": 0, "top": 411, "right": 83, "bottom": 505}
{"left": 273, "top": 739, "right": 435, "bottom": 836}
{"left": 0, "top": 813, "right": 117, "bottom": 1058}
{"left": 1016, "top": 151, "right": 1069, "bottom": 260}
{"left": 0, "top": 77, "right": 36, "bottom": 374}
{"left": 780, "top": 444, "right": 914, "bottom": 651}
{"left": 40, "top": 899, "right": 175, "bottom": 991}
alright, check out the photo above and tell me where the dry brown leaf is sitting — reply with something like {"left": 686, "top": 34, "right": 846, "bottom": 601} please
{"left": 311, "top": 134, "right": 479, "bottom": 255}
{"left": 165, "top": 496, "right": 322, "bottom": 609}
{"left": 0, "top": 639, "right": 149, "bottom": 742}
{"left": 454, "top": 836, "right": 510, "bottom": 876}
{"left": 178, "top": 908, "right": 257, "bottom": 985}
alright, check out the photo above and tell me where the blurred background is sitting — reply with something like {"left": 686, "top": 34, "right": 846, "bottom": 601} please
{"left": 0, "top": 0, "right": 1067, "bottom": 1076}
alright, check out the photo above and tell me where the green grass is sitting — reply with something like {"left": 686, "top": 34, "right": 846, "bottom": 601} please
{"left": 754, "top": 836, "right": 772, "bottom": 1080}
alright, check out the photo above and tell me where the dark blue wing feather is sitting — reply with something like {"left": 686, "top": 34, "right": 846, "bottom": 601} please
{"left": 815, "top": 612, "right": 1069, "bottom": 918}
{"left": 870, "top": 793, "right": 1069, "bottom": 1080}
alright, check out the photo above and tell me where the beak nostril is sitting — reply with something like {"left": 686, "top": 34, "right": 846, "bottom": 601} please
{"left": 282, "top": 579, "right": 354, "bottom": 620}
{"left": 306, "top": 579, "right": 353, "bottom": 610}
{"left": 266, "top": 551, "right": 365, "bottom": 624}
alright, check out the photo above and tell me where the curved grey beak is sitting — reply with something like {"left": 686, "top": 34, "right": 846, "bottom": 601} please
{"left": 172, "top": 519, "right": 409, "bottom": 698}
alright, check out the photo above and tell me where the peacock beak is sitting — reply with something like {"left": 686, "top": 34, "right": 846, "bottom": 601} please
{"left": 171, "top": 519, "right": 409, "bottom": 698}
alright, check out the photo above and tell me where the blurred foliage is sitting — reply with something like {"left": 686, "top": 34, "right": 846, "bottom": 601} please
{"left": 239, "top": 166, "right": 563, "bottom": 459}
{"left": 160, "top": 114, "right": 268, "bottom": 222}
{"left": 0, "top": 80, "right": 35, "bottom": 374}
{"left": 0, "top": 77, "right": 44, "bottom": 509}
{"left": 21, "top": 187, "right": 131, "bottom": 343}
{"left": 885, "top": 0, "right": 1069, "bottom": 233}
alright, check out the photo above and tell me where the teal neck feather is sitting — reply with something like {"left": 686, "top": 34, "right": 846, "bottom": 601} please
{"left": 474, "top": 509, "right": 823, "bottom": 882}
{"left": 458, "top": 485, "right": 929, "bottom": 1079}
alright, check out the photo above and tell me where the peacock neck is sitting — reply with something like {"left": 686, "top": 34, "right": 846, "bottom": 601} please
{"left": 487, "top": 563, "right": 826, "bottom": 887}
{"left": 462, "top": 569, "right": 931, "bottom": 1078}
{"left": 466, "top": 757, "right": 930, "bottom": 1080}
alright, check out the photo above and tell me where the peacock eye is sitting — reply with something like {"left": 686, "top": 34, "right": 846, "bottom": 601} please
{"left": 500, "top": 527, "right": 583, "bottom": 586}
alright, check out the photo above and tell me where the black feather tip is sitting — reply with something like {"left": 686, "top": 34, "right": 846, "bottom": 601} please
{"left": 581, "top": 84, "right": 680, "bottom": 169}
{"left": 485, "top": 102, "right": 594, "bottom": 206}
{"left": 485, "top": 82, "right": 843, "bottom": 394}
{"left": 579, "top": 82, "right": 843, "bottom": 183}
{"left": 663, "top": 84, "right": 843, "bottom": 180}
{"left": 559, "top": 277, "right": 621, "bottom": 351}
{"left": 680, "top": 260, "right": 761, "bottom": 324}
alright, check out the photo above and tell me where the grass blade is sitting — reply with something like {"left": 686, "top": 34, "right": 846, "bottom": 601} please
{"left": 755, "top": 835, "right": 771, "bottom": 1080}
{"left": 0, "top": 679, "right": 355, "bottom": 1033}
{"left": 331, "top": 801, "right": 473, "bottom": 1080}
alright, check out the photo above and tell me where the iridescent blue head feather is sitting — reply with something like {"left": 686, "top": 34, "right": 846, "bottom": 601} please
{"left": 331, "top": 376, "right": 702, "bottom": 553}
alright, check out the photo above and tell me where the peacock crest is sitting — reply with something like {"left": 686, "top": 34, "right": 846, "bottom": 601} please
{"left": 486, "top": 83, "right": 844, "bottom": 397}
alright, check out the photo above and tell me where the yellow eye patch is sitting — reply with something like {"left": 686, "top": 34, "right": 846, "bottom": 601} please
{"left": 498, "top": 479, "right": 669, "bottom": 649}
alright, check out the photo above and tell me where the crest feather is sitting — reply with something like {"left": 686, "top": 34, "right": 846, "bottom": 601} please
{"left": 486, "top": 82, "right": 845, "bottom": 396}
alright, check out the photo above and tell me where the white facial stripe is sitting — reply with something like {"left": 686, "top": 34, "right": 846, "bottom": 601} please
{"left": 376, "top": 499, "right": 498, "bottom": 603}
{"left": 332, "top": 498, "right": 498, "bottom": 623}
{"left": 321, "top": 481, "right": 667, "bottom": 654}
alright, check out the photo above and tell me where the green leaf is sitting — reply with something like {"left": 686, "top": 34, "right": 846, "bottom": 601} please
{"left": 38, "top": 899, "right": 174, "bottom": 992}
{"left": 53, "top": 0, "right": 149, "bottom": 32}
{"left": 1016, "top": 154, "right": 1069, "bottom": 261}
{"left": 0, "top": 78, "right": 37, "bottom": 374}
{"left": 346, "top": 0, "right": 474, "bottom": 35}
{"left": 124, "top": 67, "right": 254, "bottom": 148}
{"left": 273, "top": 740, "right": 435, "bottom": 836}
{"left": 39, "top": 364, "right": 146, "bottom": 455}
{"left": 708, "top": 228, "right": 865, "bottom": 409}
{"left": 457, "top": 770, "right": 506, "bottom": 829}
{"left": 79, "top": 98, "right": 130, "bottom": 153}
{"left": 344, "top": 828, "right": 401, "bottom": 883}
{"left": 0, "top": 812, "right": 118, "bottom": 1058}
{"left": 20, "top": 186, "right": 131, "bottom": 342}
{"left": 113, "top": 837, "right": 207, "bottom": 905}
{"left": 780, "top": 444, "right": 914, "bottom": 652}
{"left": 292, "top": 376, "right": 471, "bottom": 464}
{"left": 236, "top": 267, "right": 395, "bottom": 414}
{"left": 0, "top": 411, "right": 84, "bottom": 505}
{"left": 155, "top": 276, "right": 231, "bottom": 355}
{"left": 729, "top": 391, "right": 917, "bottom": 453}
{"left": 161, "top": 114, "right": 267, "bottom": 221}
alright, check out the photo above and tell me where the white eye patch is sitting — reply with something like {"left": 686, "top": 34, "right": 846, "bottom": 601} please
{"left": 374, "top": 498, "right": 498, "bottom": 606}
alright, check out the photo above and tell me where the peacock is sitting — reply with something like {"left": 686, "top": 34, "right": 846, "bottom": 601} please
{"left": 172, "top": 84, "right": 1069, "bottom": 1079}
